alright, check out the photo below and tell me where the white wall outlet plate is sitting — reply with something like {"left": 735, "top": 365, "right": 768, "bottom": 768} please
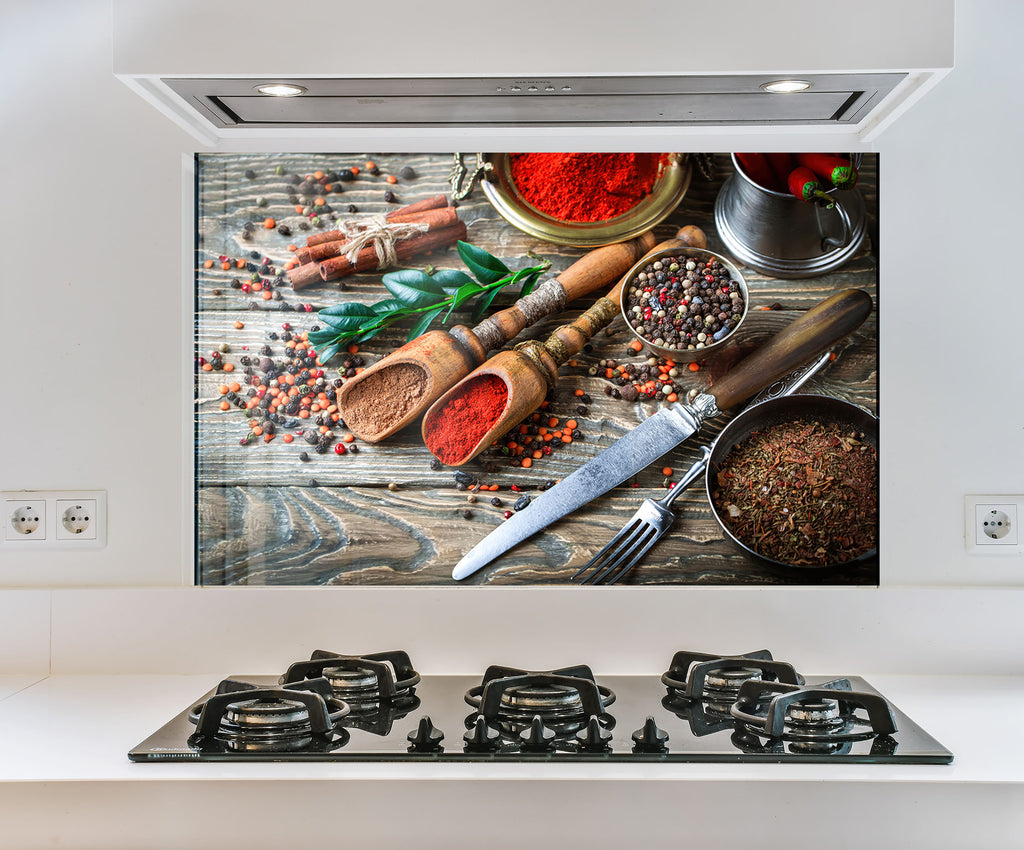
{"left": 964, "top": 495, "right": 1024, "bottom": 556}
{"left": 0, "top": 490, "right": 106, "bottom": 548}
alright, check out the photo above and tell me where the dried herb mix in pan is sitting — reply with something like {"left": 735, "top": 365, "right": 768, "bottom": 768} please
{"left": 711, "top": 418, "right": 878, "bottom": 567}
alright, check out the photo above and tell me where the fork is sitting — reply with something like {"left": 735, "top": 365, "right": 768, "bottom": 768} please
{"left": 570, "top": 350, "right": 835, "bottom": 585}
{"left": 570, "top": 446, "right": 713, "bottom": 585}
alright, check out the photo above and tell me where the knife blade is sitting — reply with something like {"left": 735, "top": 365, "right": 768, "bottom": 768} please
{"left": 452, "top": 403, "right": 703, "bottom": 580}
{"left": 452, "top": 288, "right": 873, "bottom": 581}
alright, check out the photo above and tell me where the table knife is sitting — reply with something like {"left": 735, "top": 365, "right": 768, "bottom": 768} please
{"left": 452, "top": 289, "right": 872, "bottom": 581}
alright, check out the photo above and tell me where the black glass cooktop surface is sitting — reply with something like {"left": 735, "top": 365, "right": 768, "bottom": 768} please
{"left": 129, "top": 671, "right": 953, "bottom": 764}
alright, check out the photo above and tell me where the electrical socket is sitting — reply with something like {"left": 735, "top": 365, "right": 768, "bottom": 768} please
{"left": 964, "top": 495, "right": 1024, "bottom": 555}
{"left": 1, "top": 490, "right": 106, "bottom": 548}
{"left": 4, "top": 499, "right": 47, "bottom": 541}
{"left": 56, "top": 499, "right": 98, "bottom": 540}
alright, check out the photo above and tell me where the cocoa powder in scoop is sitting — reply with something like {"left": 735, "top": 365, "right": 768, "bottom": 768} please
{"left": 342, "top": 362, "right": 428, "bottom": 440}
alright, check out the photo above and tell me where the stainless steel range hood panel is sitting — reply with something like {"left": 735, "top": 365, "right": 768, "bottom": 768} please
{"left": 113, "top": 0, "right": 952, "bottom": 147}
{"left": 166, "top": 74, "right": 902, "bottom": 129}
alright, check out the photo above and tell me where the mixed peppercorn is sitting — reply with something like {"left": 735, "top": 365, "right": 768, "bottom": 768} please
{"left": 624, "top": 253, "right": 745, "bottom": 352}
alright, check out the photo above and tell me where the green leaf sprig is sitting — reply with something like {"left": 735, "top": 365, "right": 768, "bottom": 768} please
{"left": 307, "top": 241, "right": 550, "bottom": 363}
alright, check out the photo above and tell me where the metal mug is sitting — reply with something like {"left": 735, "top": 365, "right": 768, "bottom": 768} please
{"left": 714, "top": 153, "right": 867, "bottom": 279}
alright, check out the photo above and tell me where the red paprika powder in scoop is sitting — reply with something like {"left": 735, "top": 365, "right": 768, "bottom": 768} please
{"left": 423, "top": 374, "right": 509, "bottom": 466}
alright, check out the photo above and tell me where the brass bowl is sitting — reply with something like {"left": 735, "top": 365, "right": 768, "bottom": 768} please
{"left": 480, "top": 152, "right": 691, "bottom": 248}
{"left": 618, "top": 246, "right": 749, "bottom": 364}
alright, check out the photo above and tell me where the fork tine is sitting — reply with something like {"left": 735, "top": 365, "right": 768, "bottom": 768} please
{"left": 570, "top": 518, "right": 645, "bottom": 583}
{"left": 603, "top": 529, "right": 666, "bottom": 585}
{"left": 582, "top": 524, "right": 659, "bottom": 585}
{"left": 588, "top": 525, "right": 659, "bottom": 585}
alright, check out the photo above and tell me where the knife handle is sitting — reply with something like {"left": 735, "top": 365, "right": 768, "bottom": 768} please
{"left": 710, "top": 289, "right": 873, "bottom": 412}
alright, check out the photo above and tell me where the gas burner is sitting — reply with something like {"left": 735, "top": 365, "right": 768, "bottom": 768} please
{"left": 661, "top": 649, "right": 804, "bottom": 705}
{"left": 187, "top": 677, "right": 350, "bottom": 753}
{"left": 730, "top": 677, "right": 898, "bottom": 745}
{"left": 280, "top": 650, "right": 421, "bottom": 707}
{"left": 465, "top": 665, "right": 616, "bottom": 736}
{"left": 661, "top": 692, "right": 735, "bottom": 737}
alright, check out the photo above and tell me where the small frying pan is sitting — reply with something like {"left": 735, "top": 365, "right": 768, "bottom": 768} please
{"left": 706, "top": 394, "right": 878, "bottom": 570}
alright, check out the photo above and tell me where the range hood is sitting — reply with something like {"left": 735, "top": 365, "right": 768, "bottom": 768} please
{"left": 113, "top": 0, "right": 953, "bottom": 150}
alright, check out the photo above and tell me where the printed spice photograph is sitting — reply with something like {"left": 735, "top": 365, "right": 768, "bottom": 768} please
{"left": 194, "top": 152, "right": 878, "bottom": 587}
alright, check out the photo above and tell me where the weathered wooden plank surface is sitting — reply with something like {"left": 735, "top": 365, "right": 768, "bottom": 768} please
{"left": 195, "top": 152, "right": 878, "bottom": 586}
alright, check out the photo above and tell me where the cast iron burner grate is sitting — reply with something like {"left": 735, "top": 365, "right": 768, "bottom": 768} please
{"left": 660, "top": 649, "right": 807, "bottom": 737}
{"left": 187, "top": 677, "right": 351, "bottom": 753}
{"left": 280, "top": 650, "right": 420, "bottom": 700}
{"left": 662, "top": 649, "right": 804, "bottom": 701}
{"left": 463, "top": 665, "right": 616, "bottom": 747}
{"left": 730, "top": 677, "right": 899, "bottom": 750}
{"left": 279, "top": 649, "right": 421, "bottom": 735}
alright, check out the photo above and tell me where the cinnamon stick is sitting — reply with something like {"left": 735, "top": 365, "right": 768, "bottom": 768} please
{"left": 304, "top": 194, "right": 449, "bottom": 247}
{"left": 316, "top": 221, "right": 467, "bottom": 284}
{"left": 296, "top": 206, "right": 460, "bottom": 264}
{"left": 285, "top": 261, "right": 324, "bottom": 290}
{"left": 383, "top": 192, "right": 450, "bottom": 219}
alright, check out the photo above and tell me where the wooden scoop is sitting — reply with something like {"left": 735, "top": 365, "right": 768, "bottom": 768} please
{"left": 421, "top": 227, "right": 708, "bottom": 467}
{"left": 338, "top": 232, "right": 660, "bottom": 442}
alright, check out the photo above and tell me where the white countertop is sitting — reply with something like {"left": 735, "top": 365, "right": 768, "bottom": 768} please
{"left": 1, "top": 672, "right": 1021, "bottom": 849}
{"left": 0, "top": 675, "right": 46, "bottom": 702}
{"left": 0, "top": 672, "right": 1019, "bottom": 783}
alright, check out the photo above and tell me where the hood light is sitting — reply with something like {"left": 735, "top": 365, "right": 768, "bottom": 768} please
{"left": 760, "top": 80, "right": 813, "bottom": 93}
{"left": 256, "top": 83, "right": 306, "bottom": 97}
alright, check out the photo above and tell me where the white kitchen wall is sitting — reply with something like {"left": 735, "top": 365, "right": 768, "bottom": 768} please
{"left": 0, "top": 0, "right": 1022, "bottom": 596}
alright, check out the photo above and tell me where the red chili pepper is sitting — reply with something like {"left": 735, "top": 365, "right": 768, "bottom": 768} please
{"left": 735, "top": 153, "right": 780, "bottom": 191}
{"left": 796, "top": 153, "right": 858, "bottom": 189}
{"left": 788, "top": 166, "right": 835, "bottom": 207}
{"left": 764, "top": 153, "right": 796, "bottom": 189}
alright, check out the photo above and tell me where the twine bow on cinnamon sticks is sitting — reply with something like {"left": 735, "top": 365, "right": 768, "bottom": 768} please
{"left": 286, "top": 194, "right": 466, "bottom": 290}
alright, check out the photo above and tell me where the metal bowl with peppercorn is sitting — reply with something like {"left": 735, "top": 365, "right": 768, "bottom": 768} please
{"left": 618, "top": 246, "right": 749, "bottom": 364}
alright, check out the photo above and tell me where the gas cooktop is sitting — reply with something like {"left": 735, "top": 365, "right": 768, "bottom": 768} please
{"left": 128, "top": 649, "right": 953, "bottom": 764}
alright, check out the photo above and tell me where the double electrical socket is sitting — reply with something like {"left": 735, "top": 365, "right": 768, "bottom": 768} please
{"left": 2, "top": 490, "right": 107, "bottom": 548}
{"left": 964, "top": 495, "right": 1024, "bottom": 556}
